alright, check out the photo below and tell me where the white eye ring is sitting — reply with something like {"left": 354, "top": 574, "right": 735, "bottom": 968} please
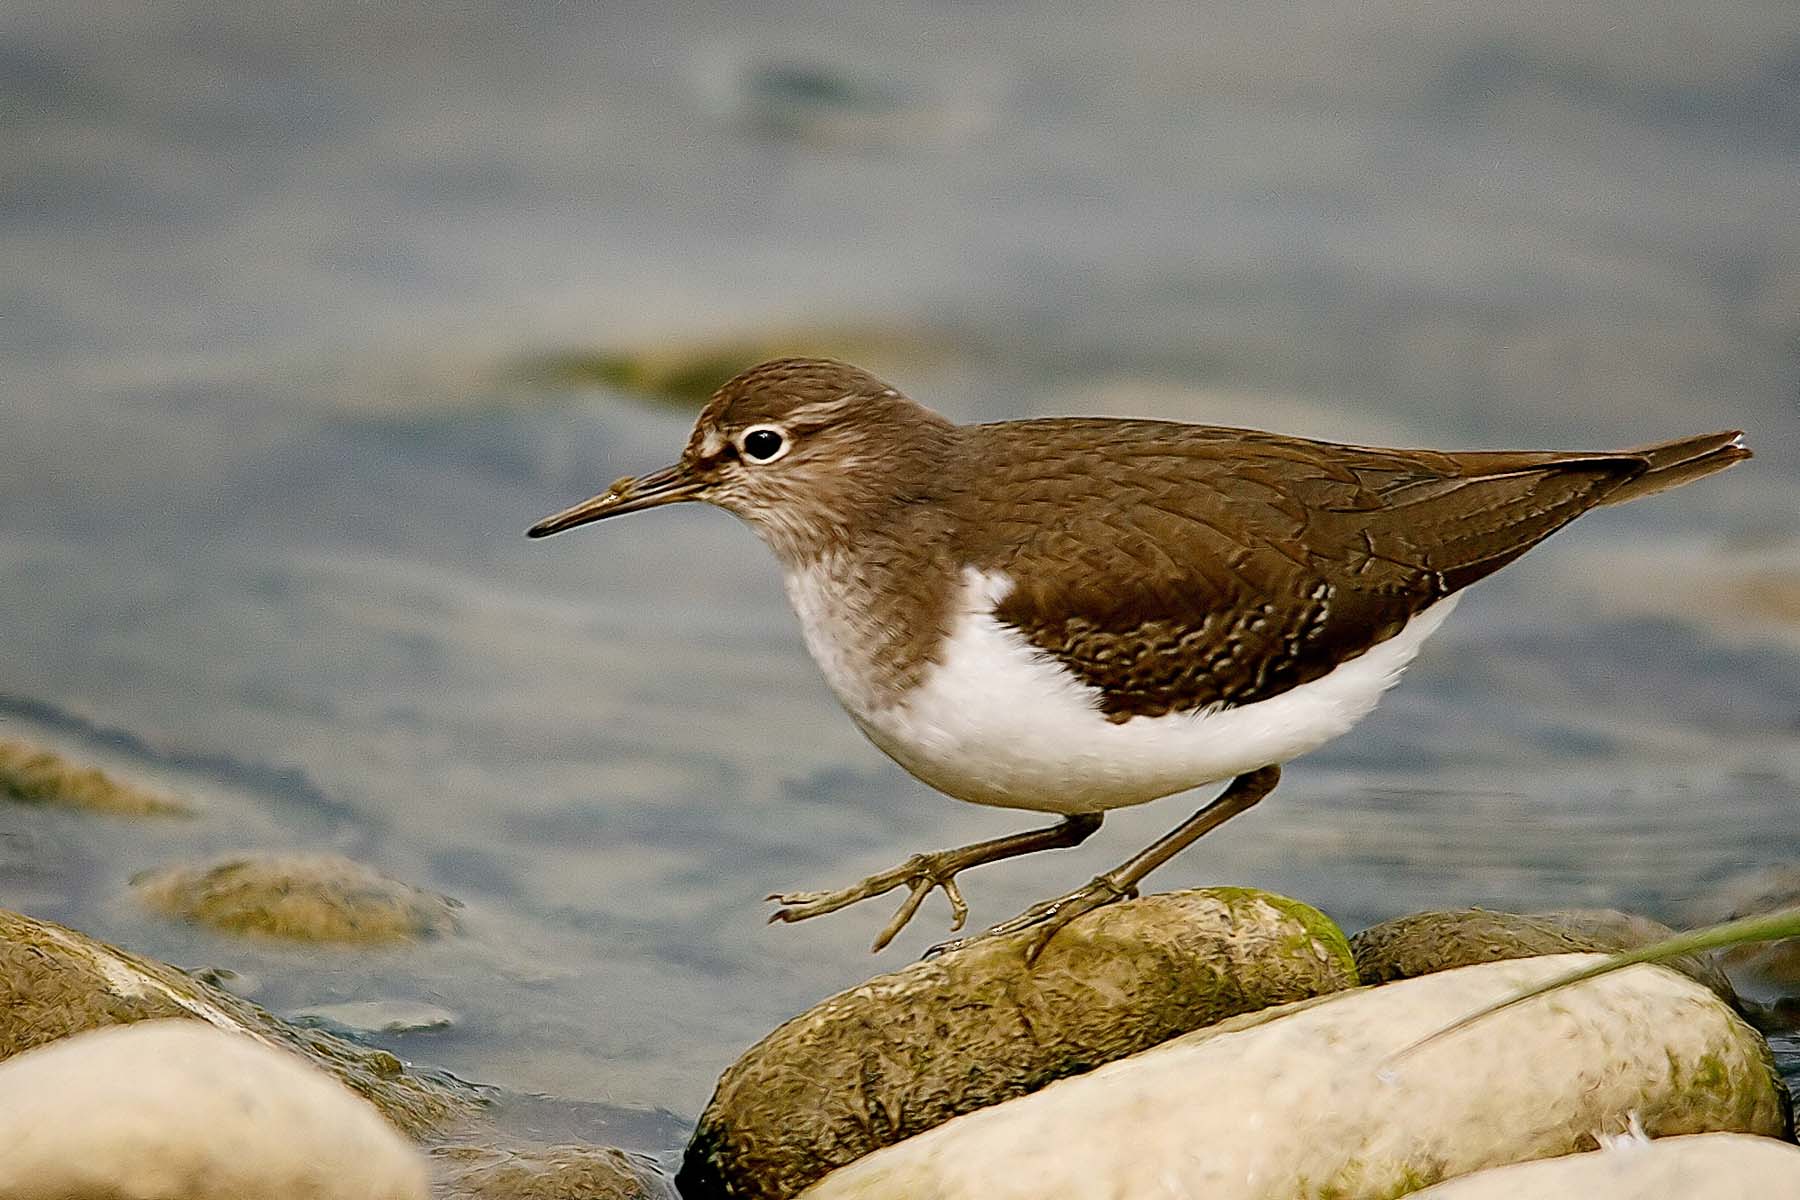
{"left": 739, "top": 425, "right": 791, "bottom": 464}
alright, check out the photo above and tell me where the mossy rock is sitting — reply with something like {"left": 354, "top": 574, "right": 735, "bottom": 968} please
{"left": 0, "top": 907, "right": 479, "bottom": 1137}
{"left": 679, "top": 887, "right": 1357, "bottom": 1200}
{"left": 0, "top": 738, "right": 189, "bottom": 816}
{"left": 132, "top": 853, "right": 462, "bottom": 945}
{"left": 1352, "top": 907, "right": 1737, "bottom": 1005}
{"left": 432, "top": 1142, "right": 675, "bottom": 1200}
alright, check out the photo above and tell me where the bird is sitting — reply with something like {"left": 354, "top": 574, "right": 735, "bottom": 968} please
{"left": 528, "top": 357, "right": 1750, "bottom": 955}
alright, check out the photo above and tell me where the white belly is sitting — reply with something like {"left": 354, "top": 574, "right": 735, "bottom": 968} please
{"left": 790, "top": 565, "right": 1458, "bottom": 815}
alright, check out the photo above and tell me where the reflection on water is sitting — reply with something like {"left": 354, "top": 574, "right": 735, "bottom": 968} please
{"left": 3, "top": 0, "right": 1798, "bottom": 1145}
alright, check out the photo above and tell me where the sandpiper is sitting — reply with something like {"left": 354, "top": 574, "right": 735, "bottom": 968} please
{"left": 530, "top": 358, "right": 1749, "bottom": 954}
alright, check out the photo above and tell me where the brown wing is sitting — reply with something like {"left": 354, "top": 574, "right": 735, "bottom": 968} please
{"left": 958, "top": 419, "right": 1656, "bottom": 722}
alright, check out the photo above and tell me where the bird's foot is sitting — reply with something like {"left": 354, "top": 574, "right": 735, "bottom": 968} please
{"left": 923, "top": 873, "right": 1137, "bottom": 962}
{"left": 767, "top": 851, "right": 971, "bottom": 953}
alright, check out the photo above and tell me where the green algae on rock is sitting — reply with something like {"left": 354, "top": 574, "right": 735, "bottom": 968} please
{"left": 1351, "top": 908, "right": 1737, "bottom": 1004}
{"left": 0, "top": 1020, "right": 429, "bottom": 1200}
{"left": 0, "top": 907, "right": 480, "bottom": 1137}
{"left": 679, "top": 887, "right": 1357, "bottom": 1200}
{"left": 801, "top": 955, "right": 1788, "bottom": 1200}
{"left": 1406, "top": 1132, "right": 1800, "bottom": 1197}
{"left": 132, "top": 853, "right": 462, "bottom": 945}
{"left": 0, "top": 737, "right": 190, "bottom": 816}
{"left": 433, "top": 1142, "right": 676, "bottom": 1200}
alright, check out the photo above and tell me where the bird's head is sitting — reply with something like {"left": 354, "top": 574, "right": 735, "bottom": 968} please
{"left": 528, "top": 358, "right": 956, "bottom": 565}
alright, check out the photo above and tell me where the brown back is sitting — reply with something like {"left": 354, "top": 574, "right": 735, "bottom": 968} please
{"left": 955, "top": 420, "right": 1705, "bottom": 721}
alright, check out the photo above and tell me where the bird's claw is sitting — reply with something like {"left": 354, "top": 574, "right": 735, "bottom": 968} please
{"left": 765, "top": 853, "right": 974, "bottom": 951}
{"left": 923, "top": 874, "right": 1137, "bottom": 962}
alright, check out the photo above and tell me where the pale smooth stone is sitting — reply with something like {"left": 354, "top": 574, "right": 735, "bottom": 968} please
{"left": 0, "top": 1019, "right": 429, "bottom": 1200}
{"left": 803, "top": 956, "right": 1785, "bottom": 1200}
{"left": 1409, "top": 1133, "right": 1800, "bottom": 1198}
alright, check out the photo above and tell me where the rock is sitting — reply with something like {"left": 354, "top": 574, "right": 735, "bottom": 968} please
{"left": 433, "top": 1142, "right": 676, "bottom": 1200}
{"left": 1352, "top": 908, "right": 1736, "bottom": 1003}
{"left": 0, "top": 1020, "right": 429, "bottom": 1199}
{"left": 513, "top": 330, "right": 943, "bottom": 409}
{"left": 801, "top": 955, "right": 1788, "bottom": 1200}
{"left": 191, "top": 964, "right": 263, "bottom": 997}
{"left": 679, "top": 887, "right": 1357, "bottom": 1200}
{"left": 132, "top": 852, "right": 462, "bottom": 944}
{"left": 698, "top": 55, "right": 984, "bottom": 149}
{"left": 1407, "top": 1132, "right": 1800, "bottom": 1197}
{"left": 0, "top": 907, "right": 479, "bottom": 1136}
{"left": 293, "top": 999, "right": 458, "bottom": 1035}
{"left": 0, "top": 737, "right": 189, "bottom": 815}
{"left": 1684, "top": 866, "right": 1800, "bottom": 996}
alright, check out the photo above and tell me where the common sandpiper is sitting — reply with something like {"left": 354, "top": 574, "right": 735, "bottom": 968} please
{"left": 529, "top": 358, "right": 1750, "bottom": 954}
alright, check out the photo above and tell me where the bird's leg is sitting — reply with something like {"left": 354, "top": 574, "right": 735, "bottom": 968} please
{"left": 767, "top": 813, "right": 1104, "bottom": 952}
{"left": 926, "top": 765, "right": 1281, "bottom": 960}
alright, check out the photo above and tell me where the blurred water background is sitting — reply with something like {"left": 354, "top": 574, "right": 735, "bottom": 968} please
{"left": 4, "top": 0, "right": 1798, "bottom": 1153}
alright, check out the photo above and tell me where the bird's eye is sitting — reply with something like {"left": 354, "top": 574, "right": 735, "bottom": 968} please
{"left": 740, "top": 426, "right": 789, "bottom": 463}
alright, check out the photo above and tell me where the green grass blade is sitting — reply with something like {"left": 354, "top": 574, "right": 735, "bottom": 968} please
{"left": 1394, "top": 906, "right": 1800, "bottom": 1061}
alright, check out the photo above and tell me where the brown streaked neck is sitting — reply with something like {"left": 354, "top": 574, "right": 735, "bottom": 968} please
{"left": 765, "top": 428, "right": 970, "bottom": 714}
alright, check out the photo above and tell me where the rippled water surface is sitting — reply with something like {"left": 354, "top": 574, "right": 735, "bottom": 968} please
{"left": 4, "top": 0, "right": 1799, "bottom": 1146}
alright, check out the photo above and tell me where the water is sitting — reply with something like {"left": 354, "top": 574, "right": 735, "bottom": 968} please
{"left": 3, "top": 0, "right": 1798, "bottom": 1146}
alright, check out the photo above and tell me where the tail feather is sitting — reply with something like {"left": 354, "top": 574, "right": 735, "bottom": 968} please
{"left": 1598, "top": 430, "right": 1750, "bottom": 506}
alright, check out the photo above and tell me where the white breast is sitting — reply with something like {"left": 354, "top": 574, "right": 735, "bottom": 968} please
{"left": 788, "top": 564, "right": 1458, "bottom": 815}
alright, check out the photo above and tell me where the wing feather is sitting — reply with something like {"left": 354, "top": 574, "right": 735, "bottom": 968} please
{"left": 958, "top": 420, "right": 1644, "bottom": 720}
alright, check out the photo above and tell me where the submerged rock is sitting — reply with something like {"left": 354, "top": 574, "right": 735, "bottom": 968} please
{"left": 802, "top": 955, "right": 1787, "bottom": 1200}
{"left": 132, "top": 852, "right": 462, "bottom": 945}
{"left": 680, "top": 887, "right": 1357, "bottom": 1200}
{"left": 293, "top": 999, "right": 458, "bottom": 1035}
{"left": 433, "top": 1142, "right": 675, "bottom": 1200}
{"left": 1408, "top": 1132, "right": 1800, "bottom": 1197}
{"left": 0, "top": 737, "right": 189, "bottom": 816}
{"left": 695, "top": 51, "right": 989, "bottom": 150}
{"left": 0, "top": 907, "right": 479, "bottom": 1136}
{"left": 1352, "top": 908, "right": 1736, "bottom": 1003}
{"left": 0, "top": 1020, "right": 429, "bottom": 1200}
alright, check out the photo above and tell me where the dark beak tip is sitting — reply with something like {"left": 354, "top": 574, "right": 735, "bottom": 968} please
{"left": 526, "top": 464, "right": 695, "bottom": 540}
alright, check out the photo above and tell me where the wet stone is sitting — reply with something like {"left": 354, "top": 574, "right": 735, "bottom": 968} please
{"left": 0, "top": 737, "right": 190, "bottom": 816}
{"left": 132, "top": 852, "right": 463, "bottom": 945}
{"left": 679, "top": 886, "right": 1358, "bottom": 1200}
{"left": 1351, "top": 907, "right": 1738, "bottom": 1004}
{"left": 432, "top": 1142, "right": 675, "bottom": 1200}
{"left": 0, "top": 907, "right": 480, "bottom": 1137}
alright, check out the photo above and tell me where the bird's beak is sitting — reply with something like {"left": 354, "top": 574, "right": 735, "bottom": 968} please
{"left": 526, "top": 462, "right": 705, "bottom": 538}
